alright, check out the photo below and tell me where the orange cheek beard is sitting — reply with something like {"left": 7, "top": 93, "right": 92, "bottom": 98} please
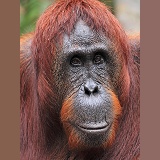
{"left": 102, "top": 90, "right": 122, "bottom": 148}
{"left": 60, "top": 96, "right": 85, "bottom": 150}
{"left": 60, "top": 91, "right": 122, "bottom": 150}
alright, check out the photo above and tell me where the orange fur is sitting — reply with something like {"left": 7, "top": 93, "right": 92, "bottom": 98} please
{"left": 103, "top": 90, "right": 122, "bottom": 148}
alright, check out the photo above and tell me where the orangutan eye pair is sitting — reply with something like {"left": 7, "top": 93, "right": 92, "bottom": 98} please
{"left": 70, "top": 55, "right": 104, "bottom": 66}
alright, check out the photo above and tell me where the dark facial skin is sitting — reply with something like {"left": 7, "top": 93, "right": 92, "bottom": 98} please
{"left": 53, "top": 20, "right": 121, "bottom": 148}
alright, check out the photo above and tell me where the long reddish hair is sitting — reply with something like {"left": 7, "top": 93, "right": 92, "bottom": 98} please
{"left": 20, "top": 0, "right": 140, "bottom": 159}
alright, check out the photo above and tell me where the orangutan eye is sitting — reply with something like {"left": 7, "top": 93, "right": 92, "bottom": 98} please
{"left": 70, "top": 57, "right": 82, "bottom": 67}
{"left": 93, "top": 54, "right": 104, "bottom": 64}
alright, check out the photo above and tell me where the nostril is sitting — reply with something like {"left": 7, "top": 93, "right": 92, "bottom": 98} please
{"left": 93, "top": 86, "right": 98, "bottom": 94}
{"left": 84, "top": 86, "right": 92, "bottom": 95}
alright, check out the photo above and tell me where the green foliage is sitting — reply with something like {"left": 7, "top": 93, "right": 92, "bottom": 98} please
{"left": 101, "top": 0, "right": 115, "bottom": 14}
{"left": 20, "top": 0, "right": 52, "bottom": 35}
{"left": 20, "top": 0, "right": 114, "bottom": 35}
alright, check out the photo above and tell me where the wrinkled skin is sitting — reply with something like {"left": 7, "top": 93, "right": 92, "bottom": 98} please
{"left": 52, "top": 20, "right": 122, "bottom": 149}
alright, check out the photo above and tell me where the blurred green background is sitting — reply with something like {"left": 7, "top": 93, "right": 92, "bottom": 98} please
{"left": 20, "top": 0, "right": 140, "bottom": 35}
{"left": 20, "top": 0, "right": 114, "bottom": 35}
